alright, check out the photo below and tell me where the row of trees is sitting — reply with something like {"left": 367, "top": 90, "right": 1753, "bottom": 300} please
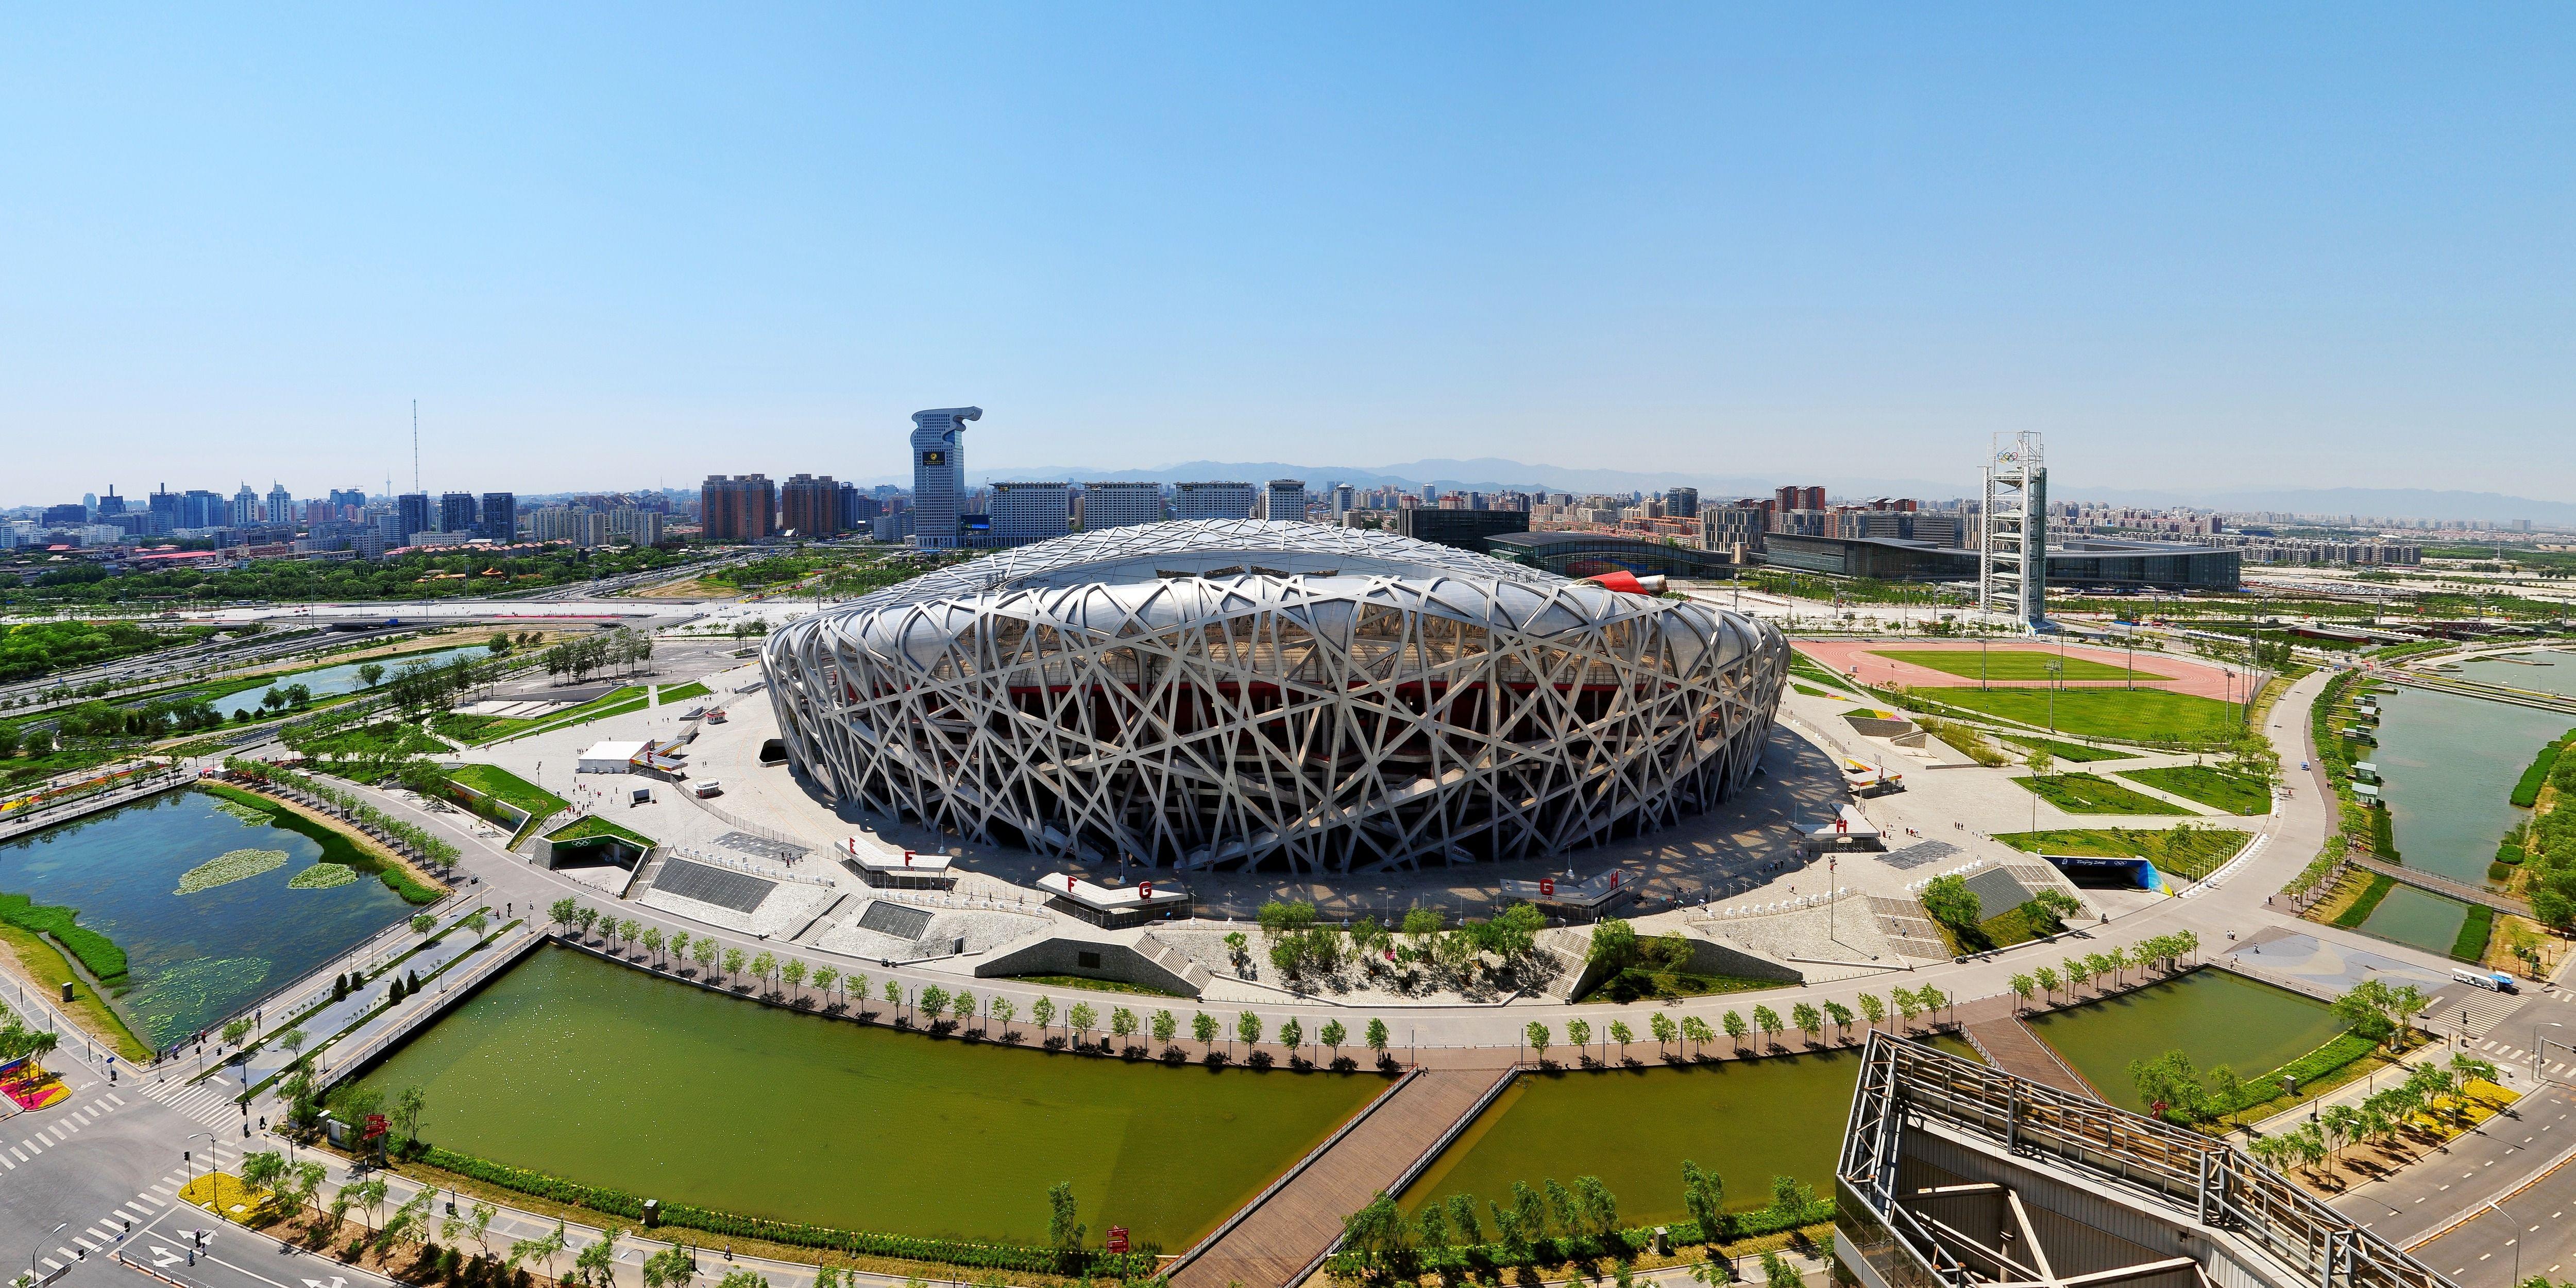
{"left": 226, "top": 758, "right": 462, "bottom": 875}
{"left": 1252, "top": 901, "right": 1550, "bottom": 989}
{"left": 2244, "top": 1054, "right": 2500, "bottom": 1178}
{"left": 539, "top": 630, "right": 655, "bottom": 686}
{"left": 1338, "top": 1162, "right": 1825, "bottom": 1281}
{"left": 2005, "top": 931, "right": 2206, "bottom": 1011}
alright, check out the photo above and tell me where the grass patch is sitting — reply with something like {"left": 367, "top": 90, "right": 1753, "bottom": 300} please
{"left": 2117, "top": 766, "right": 2272, "bottom": 815}
{"left": 174, "top": 848, "right": 289, "bottom": 895}
{"left": 198, "top": 782, "right": 442, "bottom": 904}
{"left": 2453, "top": 905, "right": 2496, "bottom": 962}
{"left": 1976, "top": 901, "right": 2065, "bottom": 949}
{"left": 1791, "top": 684, "right": 1834, "bottom": 699}
{"left": 2211, "top": 1031, "right": 2391, "bottom": 1127}
{"left": 1910, "top": 686, "right": 2243, "bottom": 745}
{"left": 543, "top": 815, "right": 656, "bottom": 848}
{"left": 2015, "top": 772, "right": 2190, "bottom": 816}
{"left": 657, "top": 681, "right": 712, "bottom": 703}
{"left": 1003, "top": 973, "right": 1193, "bottom": 998}
{"left": 0, "top": 919, "right": 151, "bottom": 1060}
{"left": 2513, "top": 732, "right": 2575, "bottom": 808}
{"left": 2333, "top": 874, "right": 2397, "bottom": 928}
{"left": 1993, "top": 826, "right": 2251, "bottom": 880}
{"left": 1786, "top": 653, "right": 1856, "bottom": 691}
{"left": 0, "top": 891, "right": 129, "bottom": 989}
{"left": 1998, "top": 735, "right": 2137, "bottom": 763}
{"left": 1576, "top": 968, "right": 1790, "bottom": 1004}
{"left": 287, "top": 863, "right": 358, "bottom": 890}
{"left": 299, "top": 720, "right": 446, "bottom": 759}
{"left": 1871, "top": 649, "right": 2164, "bottom": 682}
{"left": 443, "top": 763, "right": 568, "bottom": 816}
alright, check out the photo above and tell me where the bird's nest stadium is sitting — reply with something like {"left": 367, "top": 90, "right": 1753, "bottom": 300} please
{"left": 762, "top": 520, "right": 1788, "bottom": 874}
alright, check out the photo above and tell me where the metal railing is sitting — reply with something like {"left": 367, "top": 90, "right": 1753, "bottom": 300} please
{"left": 1839, "top": 1032, "right": 2453, "bottom": 1288}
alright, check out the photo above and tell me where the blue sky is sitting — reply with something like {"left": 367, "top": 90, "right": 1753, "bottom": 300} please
{"left": 5, "top": 5, "right": 2570, "bottom": 504}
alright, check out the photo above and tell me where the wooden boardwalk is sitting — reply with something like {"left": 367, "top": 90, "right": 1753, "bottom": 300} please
{"left": 1171, "top": 1066, "right": 1511, "bottom": 1288}
{"left": 1963, "top": 1017, "right": 2098, "bottom": 1099}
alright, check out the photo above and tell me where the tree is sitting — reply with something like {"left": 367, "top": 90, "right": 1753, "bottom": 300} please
{"left": 510, "top": 1222, "right": 570, "bottom": 1279}
{"left": 1319, "top": 1019, "right": 1347, "bottom": 1054}
{"left": 1680, "top": 1160, "right": 1724, "bottom": 1239}
{"left": 883, "top": 979, "right": 902, "bottom": 1008}
{"left": 2024, "top": 747, "right": 2055, "bottom": 780}
{"left": 953, "top": 989, "right": 976, "bottom": 1024}
{"left": 1032, "top": 996, "right": 1057, "bottom": 1029}
{"left": 1791, "top": 1003, "right": 1823, "bottom": 1045}
{"left": 572, "top": 1226, "right": 622, "bottom": 1286}
{"left": 693, "top": 938, "right": 719, "bottom": 974}
{"left": 1236, "top": 1010, "right": 1264, "bottom": 1049}
{"left": 811, "top": 964, "right": 838, "bottom": 999}
{"left": 1681, "top": 1014, "right": 1715, "bottom": 1056}
{"left": 1919, "top": 874, "right": 1981, "bottom": 931}
{"left": 1857, "top": 992, "right": 1886, "bottom": 1027}
{"left": 1340, "top": 1192, "right": 1412, "bottom": 1276}
{"left": 1154, "top": 1009, "right": 1179, "bottom": 1044}
{"left": 1609, "top": 1019, "right": 1634, "bottom": 1058}
{"left": 1761, "top": 1251, "right": 1803, "bottom": 1288}
{"left": 1916, "top": 986, "right": 1950, "bottom": 1024}
{"left": 919, "top": 985, "right": 950, "bottom": 1022}
{"left": 444, "top": 1201, "right": 498, "bottom": 1256}
{"left": 1194, "top": 1011, "right": 1219, "bottom": 1045}
{"left": 1567, "top": 1018, "right": 1592, "bottom": 1053}
{"left": 1525, "top": 1021, "right": 1551, "bottom": 1060}
{"left": 1067, "top": 1001, "right": 1097, "bottom": 1038}
{"left": 1751, "top": 1005, "right": 1784, "bottom": 1051}
{"left": 640, "top": 926, "right": 665, "bottom": 961}
{"left": 2033, "top": 966, "right": 2061, "bottom": 1001}
{"left": 783, "top": 957, "right": 808, "bottom": 998}
{"left": 240, "top": 1149, "right": 286, "bottom": 1194}
{"left": 2063, "top": 955, "right": 2093, "bottom": 993}
{"left": 1112, "top": 1007, "right": 1140, "bottom": 1044}
{"left": 749, "top": 951, "right": 777, "bottom": 991}
{"left": 2009, "top": 974, "right": 2037, "bottom": 1012}
{"left": 670, "top": 929, "right": 692, "bottom": 963}
{"left": 1574, "top": 1175, "right": 1618, "bottom": 1236}
{"left": 722, "top": 946, "right": 746, "bottom": 980}
{"left": 1721, "top": 1009, "right": 1749, "bottom": 1052}
{"left": 550, "top": 896, "right": 581, "bottom": 927}
{"left": 393, "top": 1083, "right": 428, "bottom": 1147}
{"left": 1046, "top": 1181, "right": 1085, "bottom": 1253}
{"left": 642, "top": 1245, "right": 697, "bottom": 1288}
{"left": 1650, "top": 1011, "right": 1677, "bottom": 1050}
{"left": 1822, "top": 1001, "right": 1854, "bottom": 1041}
{"left": 1588, "top": 918, "right": 1640, "bottom": 969}
{"left": 988, "top": 996, "right": 1013, "bottom": 1028}
{"left": 1279, "top": 1016, "right": 1303, "bottom": 1052}
{"left": 1891, "top": 987, "right": 1921, "bottom": 1030}
{"left": 358, "top": 663, "right": 386, "bottom": 690}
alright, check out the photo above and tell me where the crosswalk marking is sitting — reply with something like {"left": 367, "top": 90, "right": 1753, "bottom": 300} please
{"left": 107, "top": 1092, "right": 125, "bottom": 1107}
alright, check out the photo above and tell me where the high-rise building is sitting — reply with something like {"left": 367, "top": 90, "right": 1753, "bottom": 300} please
{"left": 909, "top": 406, "right": 980, "bottom": 549}
{"left": 397, "top": 493, "right": 432, "bottom": 543}
{"left": 42, "top": 504, "right": 87, "bottom": 527}
{"left": 329, "top": 487, "right": 369, "bottom": 511}
{"left": 607, "top": 509, "right": 665, "bottom": 545}
{"left": 1076, "top": 482, "right": 1162, "bottom": 532}
{"left": 1174, "top": 481, "right": 1256, "bottom": 521}
{"left": 989, "top": 482, "right": 1072, "bottom": 547}
{"left": 778, "top": 473, "right": 841, "bottom": 538}
{"left": 479, "top": 493, "right": 517, "bottom": 541}
{"left": 1663, "top": 487, "right": 1699, "bottom": 519}
{"left": 1332, "top": 483, "right": 1355, "bottom": 523}
{"left": 532, "top": 507, "right": 608, "bottom": 547}
{"left": 231, "top": 483, "right": 261, "bottom": 528}
{"left": 1259, "top": 479, "right": 1308, "bottom": 522}
{"left": 1703, "top": 505, "right": 1767, "bottom": 555}
{"left": 836, "top": 482, "right": 880, "bottom": 531}
{"left": 439, "top": 492, "right": 479, "bottom": 535}
{"left": 96, "top": 489, "right": 124, "bottom": 519}
{"left": 700, "top": 474, "right": 778, "bottom": 542}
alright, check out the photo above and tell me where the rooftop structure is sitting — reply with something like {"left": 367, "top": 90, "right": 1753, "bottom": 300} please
{"left": 762, "top": 519, "right": 1787, "bottom": 874}
{"left": 1837, "top": 1033, "right": 2450, "bottom": 1288}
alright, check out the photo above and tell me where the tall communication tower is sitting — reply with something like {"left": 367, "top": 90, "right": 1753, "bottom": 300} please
{"left": 1979, "top": 431, "right": 2048, "bottom": 630}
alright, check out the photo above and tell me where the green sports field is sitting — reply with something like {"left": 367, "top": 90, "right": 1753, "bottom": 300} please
{"left": 1869, "top": 649, "right": 2166, "bottom": 682}
{"left": 1922, "top": 686, "right": 2242, "bottom": 744}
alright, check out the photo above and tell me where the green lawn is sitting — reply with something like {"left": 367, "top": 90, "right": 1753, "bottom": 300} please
{"left": 445, "top": 763, "right": 569, "bottom": 816}
{"left": 1914, "top": 686, "right": 2242, "bottom": 744}
{"left": 657, "top": 681, "right": 712, "bottom": 703}
{"left": 455, "top": 685, "right": 652, "bottom": 744}
{"left": 1871, "top": 649, "right": 2166, "bottom": 682}
{"left": 1994, "top": 826, "right": 2252, "bottom": 880}
{"left": 2117, "top": 766, "right": 2272, "bottom": 815}
{"left": 2015, "top": 772, "right": 2189, "bottom": 816}
{"left": 545, "top": 815, "right": 656, "bottom": 847}
{"left": 1998, "top": 735, "right": 2137, "bottom": 763}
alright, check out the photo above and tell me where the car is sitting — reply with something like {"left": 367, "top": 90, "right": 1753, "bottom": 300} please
{"left": 691, "top": 780, "right": 723, "bottom": 798}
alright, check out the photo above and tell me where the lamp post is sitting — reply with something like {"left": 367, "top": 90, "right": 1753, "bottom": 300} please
{"left": 32, "top": 1223, "right": 67, "bottom": 1286}
{"left": 2488, "top": 1198, "right": 2524, "bottom": 1287}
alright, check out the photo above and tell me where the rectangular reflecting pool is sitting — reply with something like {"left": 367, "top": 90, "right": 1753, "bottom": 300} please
{"left": 1400, "top": 1048, "right": 1861, "bottom": 1227}
{"left": 352, "top": 945, "right": 1385, "bottom": 1248}
{"left": 2022, "top": 968, "right": 2345, "bottom": 1112}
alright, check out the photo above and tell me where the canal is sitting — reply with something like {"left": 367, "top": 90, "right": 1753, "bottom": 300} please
{"left": 2020, "top": 968, "right": 2344, "bottom": 1112}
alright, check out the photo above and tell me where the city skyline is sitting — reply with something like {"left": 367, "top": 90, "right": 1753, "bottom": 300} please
{"left": 7, "top": 7, "right": 2571, "bottom": 501}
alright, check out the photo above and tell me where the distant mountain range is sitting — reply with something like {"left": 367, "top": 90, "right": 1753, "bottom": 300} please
{"left": 839, "top": 456, "right": 2574, "bottom": 527}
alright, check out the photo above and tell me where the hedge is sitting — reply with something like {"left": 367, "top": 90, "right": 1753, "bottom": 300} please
{"left": 2333, "top": 874, "right": 2395, "bottom": 928}
{"left": 2368, "top": 807, "right": 2398, "bottom": 861}
{"left": 414, "top": 1145, "right": 1159, "bottom": 1277}
{"left": 2512, "top": 734, "right": 2573, "bottom": 809}
{"left": 2453, "top": 905, "right": 2496, "bottom": 963}
{"left": 1324, "top": 1199, "right": 1836, "bottom": 1278}
{"left": 0, "top": 892, "right": 129, "bottom": 990}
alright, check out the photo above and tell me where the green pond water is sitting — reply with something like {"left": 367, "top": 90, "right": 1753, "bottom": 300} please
{"left": 2023, "top": 969, "right": 2343, "bottom": 1112}
{"left": 2354, "top": 884, "right": 2470, "bottom": 956}
{"left": 214, "top": 646, "right": 480, "bottom": 718}
{"left": 352, "top": 946, "right": 1384, "bottom": 1248}
{"left": 1400, "top": 1049, "right": 1860, "bottom": 1227}
{"left": 0, "top": 789, "right": 413, "bottom": 1048}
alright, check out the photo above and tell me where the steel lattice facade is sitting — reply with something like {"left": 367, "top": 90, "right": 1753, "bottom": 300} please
{"left": 763, "top": 520, "right": 1787, "bottom": 874}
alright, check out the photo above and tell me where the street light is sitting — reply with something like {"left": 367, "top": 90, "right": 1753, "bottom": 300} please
{"left": 31, "top": 1222, "right": 67, "bottom": 1287}
{"left": 2487, "top": 1198, "right": 2526, "bottom": 1287}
